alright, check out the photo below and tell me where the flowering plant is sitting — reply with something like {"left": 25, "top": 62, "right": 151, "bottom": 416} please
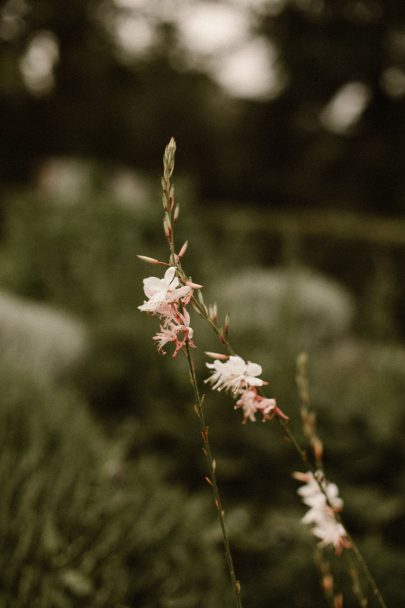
{"left": 137, "top": 139, "right": 387, "bottom": 608}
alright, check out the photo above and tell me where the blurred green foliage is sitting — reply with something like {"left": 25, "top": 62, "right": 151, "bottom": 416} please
{"left": 0, "top": 362, "right": 232, "bottom": 607}
{"left": 0, "top": 185, "right": 403, "bottom": 605}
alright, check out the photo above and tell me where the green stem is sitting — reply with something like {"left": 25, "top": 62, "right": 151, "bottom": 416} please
{"left": 162, "top": 143, "right": 242, "bottom": 607}
{"left": 184, "top": 341, "right": 243, "bottom": 608}
{"left": 346, "top": 535, "right": 388, "bottom": 608}
{"left": 347, "top": 549, "right": 369, "bottom": 607}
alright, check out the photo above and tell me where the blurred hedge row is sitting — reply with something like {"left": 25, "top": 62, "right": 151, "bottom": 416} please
{"left": 0, "top": 186, "right": 404, "bottom": 605}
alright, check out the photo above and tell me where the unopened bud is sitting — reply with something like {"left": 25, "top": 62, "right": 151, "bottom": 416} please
{"left": 178, "top": 240, "right": 189, "bottom": 258}
{"left": 163, "top": 137, "right": 176, "bottom": 178}
{"left": 186, "top": 280, "right": 203, "bottom": 289}
{"left": 137, "top": 255, "right": 169, "bottom": 266}
{"left": 313, "top": 437, "right": 324, "bottom": 461}
{"left": 333, "top": 594, "right": 343, "bottom": 608}
{"left": 322, "top": 575, "right": 333, "bottom": 593}
{"left": 163, "top": 215, "right": 172, "bottom": 237}
{"left": 292, "top": 471, "right": 310, "bottom": 482}
{"left": 169, "top": 185, "right": 175, "bottom": 211}
{"left": 224, "top": 312, "right": 230, "bottom": 336}
{"left": 137, "top": 255, "right": 160, "bottom": 264}
{"left": 208, "top": 303, "right": 218, "bottom": 322}
{"left": 205, "top": 351, "right": 228, "bottom": 360}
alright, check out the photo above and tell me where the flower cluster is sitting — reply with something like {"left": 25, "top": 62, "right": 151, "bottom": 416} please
{"left": 294, "top": 471, "right": 350, "bottom": 553}
{"left": 205, "top": 355, "right": 288, "bottom": 423}
{"left": 138, "top": 266, "right": 195, "bottom": 357}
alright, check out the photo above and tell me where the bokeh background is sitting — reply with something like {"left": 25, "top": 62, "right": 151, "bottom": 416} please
{"left": 1, "top": 0, "right": 405, "bottom": 606}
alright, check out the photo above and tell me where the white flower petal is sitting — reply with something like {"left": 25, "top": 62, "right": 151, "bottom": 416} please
{"left": 143, "top": 276, "right": 164, "bottom": 298}
{"left": 163, "top": 266, "right": 177, "bottom": 285}
{"left": 246, "top": 362, "right": 262, "bottom": 377}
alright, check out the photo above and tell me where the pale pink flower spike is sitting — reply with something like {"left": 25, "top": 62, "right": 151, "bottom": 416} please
{"left": 295, "top": 471, "right": 351, "bottom": 554}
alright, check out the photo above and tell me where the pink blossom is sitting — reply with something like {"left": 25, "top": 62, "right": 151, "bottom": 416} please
{"left": 257, "top": 396, "right": 289, "bottom": 422}
{"left": 153, "top": 309, "right": 194, "bottom": 357}
{"left": 235, "top": 390, "right": 260, "bottom": 423}
{"left": 235, "top": 390, "right": 289, "bottom": 423}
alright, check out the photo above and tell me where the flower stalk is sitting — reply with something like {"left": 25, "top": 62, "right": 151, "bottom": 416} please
{"left": 138, "top": 138, "right": 243, "bottom": 607}
{"left": 184, "top": 341, "right": 243, "bottom": 608}
{"left": 138, "top": 138, "right": 388, "bottom": 608}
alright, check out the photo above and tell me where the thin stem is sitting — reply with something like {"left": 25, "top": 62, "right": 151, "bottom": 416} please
{"left": 347, "top": 549, "right": 369, "bottom": 608}
{"left": 346, "top": 535, "right": 388, "bottom": 608}
{"left": 161, "top": 140, "right": 242, "bottom": 607}
{"left": 184, "top": 341, "right": 243, "bottom": 608}
{"left": 314, "top": 550, "right": 336, "bottom": 608}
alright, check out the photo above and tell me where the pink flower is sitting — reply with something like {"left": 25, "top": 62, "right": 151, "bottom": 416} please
{"left": 138, "top": 267, "right": 191, "bottom": 315}
{"left": 205, "top": 355, "right": 265, "bottom": 396}
{"left": 153, "top": 309, "right": 194, "bottom": 357}
{"left": 235, "top": 390, "right": 289, "bottom": 423}
{"left": 235, "top": 390, "right": 260, "bottom": 423}
{"left": 257, "top": 396, "right": 289, "bottom": 422}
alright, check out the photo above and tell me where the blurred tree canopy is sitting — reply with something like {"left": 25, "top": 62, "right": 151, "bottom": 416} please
{"left": 2, "top": 0, "right": 405, "bottom": 214}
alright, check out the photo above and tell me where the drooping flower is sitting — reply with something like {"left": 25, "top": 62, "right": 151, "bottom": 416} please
{"left": 295, "top": 471, "right": 349, "bottom": 553}
{"left": 205, "top": 355, "right": 265, "bottom": 396}
{"left": 235, "top": 390, "right": 260, "bottom": 423}
{"left": 153, "top": 309, "right": 194, "bottom": 357}
{"left": 138, "top": 266, "right": 191, "bottom": 315}
{"left": 257, "top": 395, "right": 289, "bottom": 422}
{"left": 235, "top": 389, "right": 288, "bottom": 424}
